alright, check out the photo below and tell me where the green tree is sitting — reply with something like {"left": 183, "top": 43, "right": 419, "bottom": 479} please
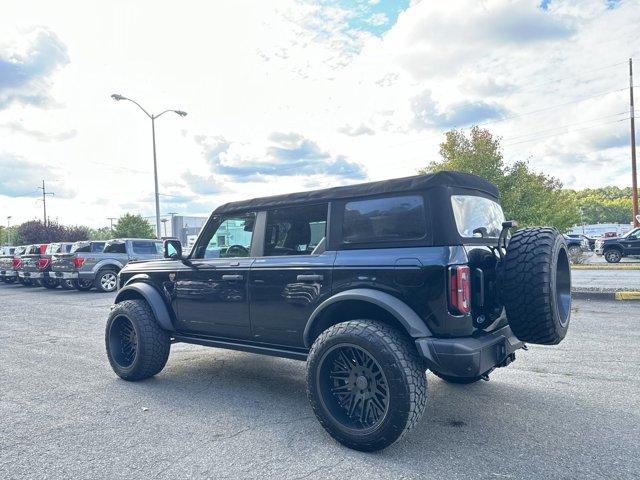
{"left": 421, "top": 127, "right": 580, "bottom": 231}
{"left": 89, "top": 227, "right": 114, "bottom": 240}
{"left": 112, "top": 214, "right": 155, "bottom": 239}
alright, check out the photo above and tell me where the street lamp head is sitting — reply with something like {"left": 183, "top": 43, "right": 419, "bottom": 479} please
{"left": 174, "top": 110, "right": 187, "bottom": 117}
{"left": 111, "top": 94, "right": 126, "bottom": 101}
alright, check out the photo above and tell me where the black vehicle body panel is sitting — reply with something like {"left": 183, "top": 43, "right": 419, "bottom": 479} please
{"left": 599, "top": 230, "right": 640, "bottom": 256}
{"left": 115, "top": 171, "right": 523, "bottom": 377}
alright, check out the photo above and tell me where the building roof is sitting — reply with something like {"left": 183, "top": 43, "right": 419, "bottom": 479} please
{"left": 214, "top": 171, "right": 499, "bottom": 214}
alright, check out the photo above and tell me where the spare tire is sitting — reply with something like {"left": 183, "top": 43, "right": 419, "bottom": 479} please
{"left": 502, "top": 227, "right": 571, "bottom": 345}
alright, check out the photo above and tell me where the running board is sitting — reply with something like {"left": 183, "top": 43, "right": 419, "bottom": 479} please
{"left": 172, "top": 334, "right": 309, "bottom": 361}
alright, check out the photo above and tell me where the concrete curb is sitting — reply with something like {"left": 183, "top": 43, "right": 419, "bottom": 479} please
{"left": 572, "top": 289, "right": 640, "bottom": 301}
{"left": 571, "top": 264, "right": 640, "bottom": 270}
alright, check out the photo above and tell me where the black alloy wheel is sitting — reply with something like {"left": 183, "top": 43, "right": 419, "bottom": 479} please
{"left": 108, "top": 315, "right": 138, "bottom": 369}
{"left": 317, "top": 344, "right": 389, "bottom": 431}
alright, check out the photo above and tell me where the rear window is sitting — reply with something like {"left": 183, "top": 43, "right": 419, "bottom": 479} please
{"left": 342, "top": 195, "right": 427, "bottom": 244}
{"left": 451, "top": 195, "right": 505, "bottom": 238}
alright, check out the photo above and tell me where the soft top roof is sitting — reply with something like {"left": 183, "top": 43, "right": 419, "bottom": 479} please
{"left": 214, "top": 171, "right": 499, "bottom": 214}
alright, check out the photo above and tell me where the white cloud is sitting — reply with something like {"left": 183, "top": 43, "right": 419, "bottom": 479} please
{"left": 0, "top": 0, "right": 638, "bottom": 228}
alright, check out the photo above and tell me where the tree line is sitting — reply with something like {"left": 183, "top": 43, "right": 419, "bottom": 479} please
{"left": 422, "top": 127, "right": 636, "bottom": 232}
{"left": 0, "top": 213, "right": 156, "bottom": 245}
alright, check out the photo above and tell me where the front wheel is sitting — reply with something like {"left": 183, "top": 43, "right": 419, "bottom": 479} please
{"left": 105, "top": 299, "right": 171, "bottom": 381}
{"left": 604, "top": 249, "right": 622, "bottom": 263}
{"left": 306, "top": 320, "right": 427, "bottom": 452}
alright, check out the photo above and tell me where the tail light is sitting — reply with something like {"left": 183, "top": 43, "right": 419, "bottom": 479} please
{"left": 12, "top": 258, "right": 22, "bottom": 269}
{"left": 37, "top": 258, "right": 50, "bottom": 270}
{"left": 73, "top": 257, "right": 85, "bottom": 269}
{"left": 449, "top": 265, "right": 471, "bottom": 315}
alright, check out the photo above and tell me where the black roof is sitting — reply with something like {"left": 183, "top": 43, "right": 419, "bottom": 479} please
{"left": 214, "top": 171, "right": 499, "bottom": 214}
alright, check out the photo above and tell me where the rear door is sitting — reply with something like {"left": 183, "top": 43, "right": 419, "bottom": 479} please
{"left": 249, "top": 204, "right": 334, "bottom": 347}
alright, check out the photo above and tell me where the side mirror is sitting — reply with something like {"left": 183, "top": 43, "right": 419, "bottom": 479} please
{"left": 164, "top": 239, "right": 182, "bottom": 259}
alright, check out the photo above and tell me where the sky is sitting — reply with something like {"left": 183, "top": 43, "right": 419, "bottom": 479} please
{"left": 0, "top": 0, "right": 639, "bottom": 229}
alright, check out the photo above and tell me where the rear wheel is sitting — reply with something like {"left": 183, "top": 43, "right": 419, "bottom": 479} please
{"left": 95, "top": 269, "right": 118, "bottom": 293}
{"left": 604, "top": 249, "right": 622, "bottom": 263}
{"left": 59, "top": 279, "right": 75, "bottom": 290}
{"left": 41, "top": 277, "right": 59, "bottom": 289}
{"left": 105, "top": 299, "right": 171, "bottom": 381}
{"left": 74, "top": 279, "right": 93, "bottom": 291}
{"left": 3, "top": 276, "right": 16, "bottom": 284}
{"left": 502, "top": 227, "right": 571, "bottom": 345}
{"left": 306, "top": 320, "right": 427, "bottom": 451}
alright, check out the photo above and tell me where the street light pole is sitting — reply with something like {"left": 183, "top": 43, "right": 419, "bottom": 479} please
{"left": 6, "top": 216, "right": 11, "bottom": 245}
{"left": 111, "top": 94, "right": 187, "bottom": 239}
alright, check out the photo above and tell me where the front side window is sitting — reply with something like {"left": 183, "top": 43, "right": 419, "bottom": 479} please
{"left": 199, "top": 213, "right": 256, "bottom": 259}
{"left": 131, "top": 241, "right": 163, "bottom": 254}
{"left": 264, "top": 204, "right": 327, "bottom": 256}
{"left": 451, "top": 195, "right": 505, "bottom": 238}
{"left": 342, "top": 195, "right": 426, "bottom": 244}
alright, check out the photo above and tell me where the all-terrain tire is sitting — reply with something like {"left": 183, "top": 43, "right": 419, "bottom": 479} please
{"left": 95, "top": 268, "right": 118, "bottom": 293}
{"left": 502, "top": 227, "right": 571, "bottom": 345}
{"left": 306, "top": 320, "right": 427, "bottom": 452}
{"left": 105, "top": 299, "right": 171, "bottom": 381}
{"left": 432, "top": 371, "right": 483, "bottom": 384}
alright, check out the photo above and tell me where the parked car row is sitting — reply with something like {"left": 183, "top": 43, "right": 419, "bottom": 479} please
{"left": 0, "top": 239, "right": 164, "bottom": 292}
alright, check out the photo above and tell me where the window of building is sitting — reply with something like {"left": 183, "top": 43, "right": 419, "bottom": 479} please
{"left": 264, "top": 204, "right": 327, "bottom": 256}
{"left": 342, "top": 195, "right": 426, "bottom": 244}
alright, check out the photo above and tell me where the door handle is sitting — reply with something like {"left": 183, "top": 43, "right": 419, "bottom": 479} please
{"left": 222, "top": 274, "right": 244, "bottom": 281}
{"left": 296, "top": 274, "right": 323, "bottom": 282}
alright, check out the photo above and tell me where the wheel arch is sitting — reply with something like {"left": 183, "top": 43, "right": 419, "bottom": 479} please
{"left": 115, "top": 282, "right": 175, "bottom": 331}
{"left": 303, "top": 288, "right": 431, "bottom": 348}
{"left": 95, "top": 260, "right": 124, "bottom": 274}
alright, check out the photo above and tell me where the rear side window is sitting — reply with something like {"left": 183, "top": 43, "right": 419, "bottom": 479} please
{"left": 104, "top": 242, "right": 126, "bottom": 254}
{"left": 72, "top": 243, "right": 90, "bottom": 253}
{"left": 131, "top": 241, "right": 161, "bottom": 254}
{"left": 342, "top": 195, "right": 426, "bottom": 244}
{"left": 451, "top": 195, "right": 505, "bottom": 238}
{"left": 91, "top": 242, "right": 105, "bottom": 252}
{"left": 264, "top": 204, "right": 327, "bottom": 256}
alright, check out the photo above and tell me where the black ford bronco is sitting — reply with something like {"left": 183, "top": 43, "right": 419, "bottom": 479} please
{"left": 105, "top": 171, "right": 571, "bottom": 451}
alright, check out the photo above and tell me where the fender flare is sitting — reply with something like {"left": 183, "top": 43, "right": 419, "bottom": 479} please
{"left": 115, "top": 282, "right": 175, "bottom": 331}
{"left": 94, "top": 259, "right": 124, "bottom": 274}
{"left": 303, "top": 288, "right": 432, "bottom": 347}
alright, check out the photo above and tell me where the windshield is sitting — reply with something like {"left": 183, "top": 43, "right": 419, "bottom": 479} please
{"left": 451, "top": 195, "right": 505, "bottom": 238}
{"left": 621, "top": 228, "right": 639, "bottom": 238}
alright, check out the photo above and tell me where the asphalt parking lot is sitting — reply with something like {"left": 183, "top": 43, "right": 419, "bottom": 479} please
{"left": 1, "top": 285, "right": 638, "bottom": 479}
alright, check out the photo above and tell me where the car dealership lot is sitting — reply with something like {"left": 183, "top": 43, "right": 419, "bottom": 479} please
{"left": 1, "top": 285, "right": 638, "bottom": 479}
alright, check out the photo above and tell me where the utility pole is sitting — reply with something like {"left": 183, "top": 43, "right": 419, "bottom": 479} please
{"left": 108, "top": 217, "right": 117, "bottom": 231}
{"left": 38, "top": 180, "right": 54, "bottom": 227}
{"left": 630, "top": 58, "right": 639, "bottom": 227}
{"left": 165, "top": 212, "right": 178, "bottom": 238}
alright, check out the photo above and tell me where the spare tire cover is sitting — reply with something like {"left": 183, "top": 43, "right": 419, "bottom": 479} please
{"left": 502, "top": 227, "right": 571, "bottom": 345}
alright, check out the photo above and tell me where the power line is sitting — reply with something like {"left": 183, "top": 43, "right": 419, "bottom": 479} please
{"left": 502, "top": 111, "right": 628, "bottom": 142}
{"left": 503, "top": 118, "right": 628, "bottom": 147}
{"left": 516, "top": 61, "right": 626, "bottom": 94}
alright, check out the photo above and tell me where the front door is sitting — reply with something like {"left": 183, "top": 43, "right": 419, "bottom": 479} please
{"left": 250, "top": 204, "right": 334, "bottom": 347}
{"left": 621, "top": 229, "right": 640, "bottom": 255}
{"left": 174, "top": 213, "right": 256, "bottom": 338}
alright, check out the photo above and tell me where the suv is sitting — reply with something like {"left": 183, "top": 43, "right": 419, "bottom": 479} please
{"left": 51, "top": 239, "right": 162, "bottom": 292}
{"left": 105, "top": 172, "right": 572, "bottom": 451}
{"left": 594, "top": 227, "right": 640, "bottom": 262}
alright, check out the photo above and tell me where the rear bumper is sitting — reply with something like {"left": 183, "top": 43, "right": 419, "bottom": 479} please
{"left": 52, "top": 271, "right": 95, "bottom": 281}
{"left": 18, "top": 271, "right": 43, "bottom": 279}
{"left": 0, "top": 270, "right": 17, "bottom": 278}
{"left": 415, "top": 325, "right": 523, "bottom": 378}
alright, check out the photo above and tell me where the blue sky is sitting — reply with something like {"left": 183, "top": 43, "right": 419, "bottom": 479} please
{"left": 0, "top": 0, "right": 638, "bottom": 227}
